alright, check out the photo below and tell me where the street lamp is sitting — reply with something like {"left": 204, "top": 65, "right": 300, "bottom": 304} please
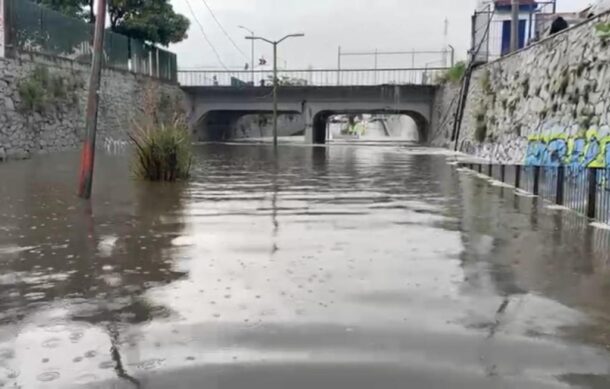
{"left": 246, "top": 33, "right": 305, "bottom": 148}
{"left": 238, "top": 25, "right": 255, "bottom": 84}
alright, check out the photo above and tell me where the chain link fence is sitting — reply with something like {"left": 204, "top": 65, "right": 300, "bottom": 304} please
{"left": 4, "top": 0, "right": 177, "bottom": 82}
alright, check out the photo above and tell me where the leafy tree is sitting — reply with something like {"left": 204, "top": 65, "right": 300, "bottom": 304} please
{"left": 33, "top": 0, "right": 190, "bottom": 45}
{"left": 109, "top": 0, "right": 190, "bottom": 46}
{"left": 34, "top": 0, "right": 91, "bottom": 20}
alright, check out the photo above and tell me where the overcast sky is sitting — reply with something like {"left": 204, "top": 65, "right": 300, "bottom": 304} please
{"left": 169, "top": 0, "right": 594, "bottom": 70}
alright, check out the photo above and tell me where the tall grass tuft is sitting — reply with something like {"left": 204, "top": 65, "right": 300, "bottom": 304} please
{"left": 129, "top": 83, "right": 192, "bottom": 181}
{"left": 129, "top": 118, "right": 192, "bottom": 181}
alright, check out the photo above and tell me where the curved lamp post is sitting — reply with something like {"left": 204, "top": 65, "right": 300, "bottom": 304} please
{"left": 246, "top": 33, "right": 305, "bottom": 148}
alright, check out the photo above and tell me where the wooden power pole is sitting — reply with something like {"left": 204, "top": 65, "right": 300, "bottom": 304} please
{"left": 78, "top": 0, "right": 107, "bottom": 199}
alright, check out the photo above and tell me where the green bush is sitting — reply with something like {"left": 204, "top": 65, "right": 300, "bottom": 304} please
{"left": 18, "top": 77, "right": 47, "bottom": 112}
{"left": 438, "top": 61, "right": 467, "bottom": 84}
{"left": 17, "top": 66, "right": 79, "bottom": 112}
{"left": 129, "top": 119, "right": 193, "bottom": 182}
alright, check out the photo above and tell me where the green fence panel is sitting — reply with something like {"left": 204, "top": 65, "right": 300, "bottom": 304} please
{"left": 9, "top": 0, "right": 91, "bottom": 60}
{"left": 149, "top": 45, "right": 158, "bottom": 78}
{"left": 104, "top": 31, "right": 129, "bottom": 70}
{"left": 158, "top": 48, "right": 177, "bottom": 81}
{"left": 7, "top": 0, "right": 177, "bottom": 81}
{"left": 130, "top": 39, "right": 150, "bottom": 75}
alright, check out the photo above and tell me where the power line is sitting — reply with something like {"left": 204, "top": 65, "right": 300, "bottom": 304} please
{"left": 199, "top": 0, "right": 250, "bottom": 61}
{"left": 184, "top": 0, "right": 229, "bottom": 70}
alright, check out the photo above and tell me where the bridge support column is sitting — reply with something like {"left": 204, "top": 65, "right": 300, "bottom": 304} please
{"left": 303, "top": 104, "right": 317, "bottom": 144}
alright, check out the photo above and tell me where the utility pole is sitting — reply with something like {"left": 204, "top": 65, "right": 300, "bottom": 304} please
{"left": 511, "top": 0, "right": 520, "bottom": 52}
{"left": 246, "top": 33, "right": 305, "bottom": 148}
{"left": 78, "top": 0, "right": 106, "bottom": 199}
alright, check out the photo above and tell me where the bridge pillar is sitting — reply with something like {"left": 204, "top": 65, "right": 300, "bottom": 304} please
{"left": 303, "top": 104, "right": 316, "bottom": 144}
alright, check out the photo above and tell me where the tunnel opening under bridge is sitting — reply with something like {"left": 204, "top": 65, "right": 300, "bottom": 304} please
{"left": 195, "top": 110, "right": 305, "bottom": 142}
{"left": 312, "top": 110, "right": 429, "bottom": 144}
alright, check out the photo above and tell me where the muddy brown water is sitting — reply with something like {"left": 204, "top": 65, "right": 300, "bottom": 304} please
{"left": 1, "top": 144, "right": 610, "bottom": 388}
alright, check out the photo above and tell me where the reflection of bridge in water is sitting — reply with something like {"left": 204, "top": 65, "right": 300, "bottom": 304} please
{"left": 179, "top": 67, "right": 447, "bottom": 144}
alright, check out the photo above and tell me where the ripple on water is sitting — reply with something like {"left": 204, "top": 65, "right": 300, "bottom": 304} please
{"left": 36, "top": 371, "right": 60, "bottom": 382}
{"left": 98, "top": 360, "right": 115, "bottom": 369}
{"left": 41, "top": 337, "right": 61, "bottom": 349}
{"left": 0, "top": 349, "right": 15, "bottom": 359}
{"left": 84, "top": 350, "right": 97, "bottom": 358}
{"left": 74, "top": 373, "right": 99, "bottom": 384}
{"left": 130, "top": 358, "right": 165, "bottom": 371}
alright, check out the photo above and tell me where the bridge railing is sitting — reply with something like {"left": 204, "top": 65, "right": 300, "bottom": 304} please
{"left": 177, "top": 68, "right": 448, "bottom": 87}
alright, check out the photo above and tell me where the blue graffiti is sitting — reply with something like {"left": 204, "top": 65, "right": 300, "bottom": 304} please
{"left": 546, "top": 138, "right": 567, "bottom": 166}
{"left": 582, "top": 138, "right": 601, "bottom": 168}
{"left": 568, "top": 138, "right": 586, "bottom": 168}
{"left": 525, "top": 140, "right": 546, "bottom": 166}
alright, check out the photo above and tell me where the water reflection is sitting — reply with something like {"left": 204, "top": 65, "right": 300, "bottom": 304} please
{"left": 1, "top": 146, "right": 610, "bottom": 388}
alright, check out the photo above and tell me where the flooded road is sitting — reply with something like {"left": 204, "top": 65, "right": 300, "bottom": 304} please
{"left": 1, "top": 144, "right": 610, "bottom": 388}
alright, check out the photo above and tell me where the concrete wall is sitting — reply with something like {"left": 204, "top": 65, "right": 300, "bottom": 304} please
{"left": 430, "top": 83, "right": 460, "bottom": 148}
{"left": 447, "top": 11, "right": 610, "bottom": 167}
{"left": 233, "top": 114, "right": 305, "bottom": 139}
{"left": 0, "top": 53, "right": 184, "bottom": 161}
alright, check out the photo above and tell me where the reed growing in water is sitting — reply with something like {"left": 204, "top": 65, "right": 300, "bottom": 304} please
{"left": 129, "top": 83, "right": 192, "bottom": 181}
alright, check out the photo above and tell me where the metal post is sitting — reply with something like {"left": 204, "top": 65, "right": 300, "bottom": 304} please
{"left": 448, "top": 44, "right": 455, "bottom": 67}
{"left": 556, "top": 166, "right": 565, "bottom": 205}
{"left": 525, "top": 6, "right": 534, "bottom": 45}
{"left": 0, "top": 0, "right": 6, "bottom": 58}
{"left": 501, "top": 165, "right": 506, "bottom": 182}
{"left": 488, "top": 164, "right": 493, "bottom": 177}
{"left": 478, "top": 164, "right": 482, "bottom": 173}
{"left": 587, "top": 169, "right": 598, "bottom": 219}
{"left": 533, "top": 166, "right": 541, "bottom": 195}
{"left": 272, "top": 41, "right": 278, "bottom": 148}
{"left": 511, "top": 0, "right": 520, "bottom": 52}
{"left": 250, "top": 33, "right": 255, "bottom": 85}
{"left": 156, "top": 48, "right": 160, "bottom": 78}
{"left": 337, "top": 46, "right": 341, "bottom": 86}
{"left": 515, "top": 165, "right": 521, "bottom": 188}
{"left": 411, "top": 50, "right": 415, "bottom": 83}
{"left": 78, "top": 0, "right": 106, "bottom": 199}
{"left": 374, "top": 48, "right": 378, "bottom": 84}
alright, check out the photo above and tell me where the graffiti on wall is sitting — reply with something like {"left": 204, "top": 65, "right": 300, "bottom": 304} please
{"left": 524, "top": 129, "right": 610, "bottom": 169}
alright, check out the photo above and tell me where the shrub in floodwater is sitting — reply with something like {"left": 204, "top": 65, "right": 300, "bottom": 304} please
{"left": 129, "top": 119, "right": 193, "bottom": 181}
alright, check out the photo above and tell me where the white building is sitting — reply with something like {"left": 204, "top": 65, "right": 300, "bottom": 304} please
{"left": 474, "top": 0, "right": 553, "bottom": 61}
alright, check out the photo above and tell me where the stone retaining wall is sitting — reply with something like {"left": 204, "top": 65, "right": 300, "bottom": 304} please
{"left": 0, "top": 53, "right": 184, "bottom": 161}
{"left": 437, "top": 11, "right": 610, "bottom": 167}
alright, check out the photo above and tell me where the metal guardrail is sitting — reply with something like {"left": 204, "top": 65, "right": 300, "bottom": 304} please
{"left": 177, "top": 67, "right": 449, "bottom": 87}
{"left": 462, "top": 163, "right": 610, "bottom": 225}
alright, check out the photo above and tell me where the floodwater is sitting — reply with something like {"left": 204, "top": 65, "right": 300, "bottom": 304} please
{"left": 1, "top": 144, "right": 610, "bottom": 388}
